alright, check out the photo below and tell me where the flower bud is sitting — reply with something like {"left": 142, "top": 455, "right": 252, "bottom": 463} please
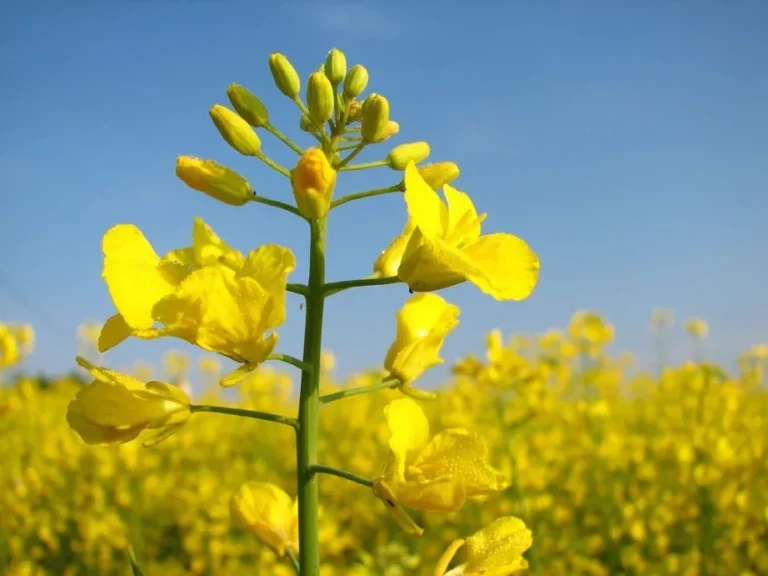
{"left": 176, "top": 157, "right": 251, "bottom": 206}
{"left": 307, "top": 71, "right": 334, "bottom": 124}
{"left": 387, "top": 142, "right": 431, "bottom": 170}
{"left": 361, "top": 93, "right": 389, "bottom": 142}
{"left": 343, "top": 64, "right": 369, "bottom": 98}
{"left": 299, "top": 114, "right": 314, "bottom": 132}
{"left": 347, "top": 100, "right": 363, "bottom": 122}
{"left": 209, "top": 105, "right": 262, "bottom": 156}
{"left": 378, "top": 120, "right": 399, "bottom": 142}
{"left": 290, "top": 148, "right": 337, "bottom": 219}
{"left": 268, "top": 53, "right": 300, "bottom": 98}
{"left": 227, "top": 84, "right": 269, "bottom": 127}
{"left": 324, "top": 48, "right": 347, "bottom": 85}
{"left": 416, "top": 162, "right": 460, "bottom": 190}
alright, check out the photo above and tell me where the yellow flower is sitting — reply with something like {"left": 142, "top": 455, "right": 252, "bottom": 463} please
{"left": 163, "top": 215, "right": 245, "bottom": 272}
{"left": 0, "top": 323, "right": 21, "bottom": 369}
{"left": 373, "top": 398, "right": 508, "bottom": 534}
{"left": 434, "top": 517, "right": 532, "bottom": 576}
{"left": 374, "top": 163, "right": 539, "bottom": 301}
{"left": 66, "top": 356, "right": 190, "bottom": 446}
{"left": 290, "top": 147, "right": 337, "bottom": 219}
{"left": 568, "top": 310, "right": 614, "bottom": 352}
{"left": 10, "top": 324, "right": 34, "bottom": 355}
{"left": 230, "top": 482, "right": 298, "bottom": 557}
{"left": 684, "top": 318, "right": 709, "bottom": 339}
{"left": 97, "top": 222, "right": 295, "bottom": 385}
{"left": 384, "top": 293, "right": 460, "bottom": 398}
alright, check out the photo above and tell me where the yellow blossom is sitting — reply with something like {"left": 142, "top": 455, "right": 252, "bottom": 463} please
{"left": 66, "top": 357, "right": 190, "bottom": 446}
{"left": 373, "top": 398, "right": 508, "bottom": 534}
{"left": 230, "top": 482, "right": 298, "bottom": 557}
{"left": 384, "top": 293, "right": 460, "bottom": 398}
{"left": 684, "top": 318, "right": 709, "bottom": 339}
{"left": 97, "top": 222, "right": 295, "bottom": 385}
{"left": 374, "top": 163, "right": 539, "bottom": 301}
{"left": 568, "top": 310, "right": 614, "bottom": 353}
{"left": 434, "top": 517, "right": 532, "bottom": 576}
{"left": 175, "top": 156, "right": 252, "bottom": 206}
{"left": 0, "top": 324, "right": 21, "bottom": 370}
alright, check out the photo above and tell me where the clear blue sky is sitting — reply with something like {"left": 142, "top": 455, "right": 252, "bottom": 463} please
{"left": 2, "top": 1, "right": 766, "bottom": 386}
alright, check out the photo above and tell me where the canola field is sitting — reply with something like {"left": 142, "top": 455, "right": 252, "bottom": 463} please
{"left": 2, "top": 315, "right": 767, "bottom": 576}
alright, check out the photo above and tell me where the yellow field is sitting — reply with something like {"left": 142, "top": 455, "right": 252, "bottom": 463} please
{"left": 2, "top": 313, "right": 767, "bottom": 576}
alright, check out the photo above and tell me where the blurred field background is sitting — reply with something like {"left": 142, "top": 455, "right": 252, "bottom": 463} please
{"left": 2, "top": 313, "right": 767, "bottom": 575}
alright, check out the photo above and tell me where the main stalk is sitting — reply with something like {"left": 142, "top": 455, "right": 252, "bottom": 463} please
{"left": 297, "top": 218, "right": 326, "bottom": 575}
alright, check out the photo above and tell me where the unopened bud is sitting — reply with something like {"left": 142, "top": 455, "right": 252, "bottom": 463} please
{"left": 378, "top": 121, "right": 399, "bottom": 142}
{"left": 307, "top": 72, "right": 334, "bottom": 124}
{"left": 347, "top": 100, "right": 363, "bottom": 122}
{"left": 324, "top": 48, "right": 347, "bottom": 85}
{"left": 299, "top": 115, "right": 314, "bottom": 132}
{"left": 343, "top": 64, "right": 368, "bottom": 98}
{"left": 361, "top": 93, "right": 389, "bottom": 142}
{"left": 209, "top": 105, "right": 261, "bottom": 156}
{"left": 387, "top": 142, "right": 431, "bottom": 170}
{"left": 176, "top": 157, "right": 251, "bottom": 206}
{"left": 290, "top": 148, "right": 337, "bottom": 219}
{"left": 416, "top": 162, "right": 461, "bottom": 190}
{"left": 268, "top": 53, "right": 300, "bottom": 99}
{"left": 227, "top": 84, "right": 269, "bottom": 127}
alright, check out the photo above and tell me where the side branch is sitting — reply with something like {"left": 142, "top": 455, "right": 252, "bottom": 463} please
{"left": 320, "top": 377, "right": 398, "bottom": 404}
{"left": 309, "top": 464, "right": 374, "bottom": 488}
{"left": 268, "top": 353, "right": 312, "bottom": 372}
{"left": 250, "top": 193, "right": 303, "bottom": 217}
{"left": 323, "top": 276, "right": 401, "bottom": 297}
{"left": 330, "top": 184, "right": 403, "bottom": 210}
{"left": 190, "top": 405, "right": 298, "bottom": 429}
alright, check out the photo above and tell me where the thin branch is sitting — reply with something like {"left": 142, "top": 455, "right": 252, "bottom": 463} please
{"left": 320, "top": 377, "right": 398, "bottom": 404}
{"left": 330, "top": 184, "right": 403, "bottom": 210}
{"left": 335, "top": 142, "right": 366, "bottom": 169}
{"left": 287, "top": 283, "right": 309, "bottom": 297}
{"left": 250, "top": 194, "right": 303, "bottom": 217}
{"left": 286, "top": 549, "right": 300, "bottom": 574}
{"left": 255, "top": 151, "right": 291, "bottom": 177}
{"left": 267, "top": 353, "right": 311, "bottom": 372}
{"left": 190, "top": 405, "right": 298, "bottom": 429}
{"left": 323, "top": 275, "right": 401, "bottom": 297}
{"left": 264, "top": 123, "right": 304, "bottom": 155}
{"left": 310, "top": 464, "right": 374, "bottom": 488}
{"left": 339, "top": 159, "right": 388, "bottom": 172}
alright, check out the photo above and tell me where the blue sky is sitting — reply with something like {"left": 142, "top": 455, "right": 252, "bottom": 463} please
{"left": 2, "top": 1, "right": 767, "bottom": 388}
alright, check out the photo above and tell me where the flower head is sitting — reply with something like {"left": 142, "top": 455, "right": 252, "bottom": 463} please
{"left": 0, "top": 322, "right": 34, "bottom": 370}
{"left": 373, "top": 398, "right": 508, "bottom": 534}
{"left": 374, "top": 163, "right": 539, "bottom": 301}
{"left": 684, "top": 318, "right": 709, "bottom": 339}
{"left": 97, "top": 221, "right": 294, "bottom": 385}
{"left": 384, "top": 293, "right": 459, "bottom": 398}
{"left": 176, "top": 156, "right": 252, "bottom": 206}
{"left": 434, "top": 517, "right": 532, "bottom": 576}
{"left": 230, "top": 482, "right": 298, "bottom": 557}
{"left": 66, "top": 356, "right": 190, "bottom": 446}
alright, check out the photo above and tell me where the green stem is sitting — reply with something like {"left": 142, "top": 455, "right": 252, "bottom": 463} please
{"left": 297, "top": 218, "right": 326, "bottom": 576}
{"left": 320, "top": 377, "right": 398, "bottom": 404}
{"left": 335, "top": 143, "right": 365, "bottom": 169}
{"left": 341, "top": 135, "right": 363, "bottom": 142}
{"left": 286, "top": 549, "right": 301, "bottom": 574}
{"left": 339, "top": 159, "right": 388, "bottom": 172}
{"left": 345, "top": 126, "right": 361, "bottom": 133}
{"left": 128, "top": 546, "right": 145, "bottom": 576}
{"left": 268, "top": 353, "right": 311, "bottom": 372}
{"left": 255, "top": 152, "right": 291, "bottom": 177}
{"left": 310, "top": 464, "right": 373, "bottom": 488}
{"left": 265, "top": 123, "right": 304, "bottom": 155}
{"left": 336, "top": 142, "right": 360, "bottom": 152}
{"left": 287, "top": 283, "right": 310, "bottom": 297}
{"left": 323, "top": 275, "right": 401, "bottom": 297}
{"left": 190, "top": 405, "right": 298, "bottom": 428}
{"left": 330, "top": 184, "right": 403, "bottom": 210}
{"left": 250, "top": 194, "right": 303, "bottom": 217}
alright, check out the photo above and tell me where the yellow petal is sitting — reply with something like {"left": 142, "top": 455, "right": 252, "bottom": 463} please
{"left": 102, "top": 224, "right": 179, "bottom": 329}
{"left": 384, "top": 293, "right": 460, "bottom": 385}
{"left": 98, "top": 314, "right": 132, "bottom": 353}
{"left": 384, "top": 398, "right": 430, "bottom": 479}
{"left": 464, "top": 517, "right": 532, "bottom": 574}
{"left": 404, "top": 162, "right": 447, "bottom": 238}
{"left": 384, "top": 475, "right": 466, "bottom": 512}
{"left": 411, "top": 429, "right": 509, "bottom": 496}
{"left": 239, "top": 244, "right": 296, "bottom": 329}
{"left": 460, "top": 233, "right": 540, "bottom": 301}
{"left": 398, "top": 229, "right": 466, "bottom": 292}
{"left": 373, "top": 219, "right": 415, "bottom": 278}
{"left": 192, "top": 216, "right": 245, "bottom": 270}
{"left": 230, "top": 482, "right": 296, "bottom": 557}
{"left": 443, "top": 185, "right": 484, "bottom": 247}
